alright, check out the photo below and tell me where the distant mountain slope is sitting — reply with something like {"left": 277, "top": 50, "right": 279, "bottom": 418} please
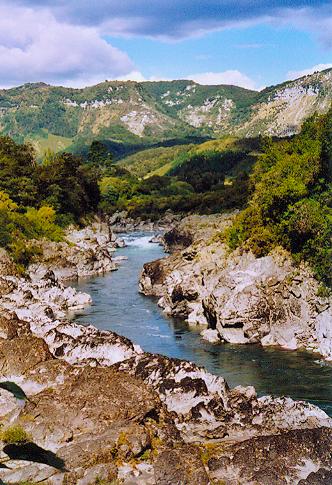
{"left": 0, "top": 69, "right": 332, "bottom": 156}
{"left": 239, "top": 69, "right": 332, "bottom": 137}
{"left": 118, "top": 143, "right": 196, "bottom": 178}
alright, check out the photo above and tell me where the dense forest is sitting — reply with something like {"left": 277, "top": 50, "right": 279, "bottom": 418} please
{"left": 0, "top": 136, "right": 100, "bottom": 270}
{"left": 100, "top": 136, "right": 260, "bottom": 218}
{"left": 96, "top": 111, "right": 332, "bottom": 286}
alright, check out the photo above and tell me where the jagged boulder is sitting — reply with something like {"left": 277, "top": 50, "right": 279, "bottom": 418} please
{"left": 28, "top": 221, "right": 125, "bottom": 282}
{"left": 154, "top": 444, "right": 209, "bottom": 484}
{"left": 208, "top": 427, "right": 332, "bottom": 485}
{"left": 140, "top": 215, "right": 332, "bottom": 360}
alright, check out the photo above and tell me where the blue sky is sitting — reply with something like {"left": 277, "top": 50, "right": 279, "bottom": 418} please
{"left": 109, "top": 24, "right": 329, "bottom": 89}
{"left": 0, "top": 1, "right": 331, "bottom": 89}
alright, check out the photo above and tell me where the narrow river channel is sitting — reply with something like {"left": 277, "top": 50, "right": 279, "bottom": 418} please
{"left": 72, "top": 232, "right": 332, "bottom": 416}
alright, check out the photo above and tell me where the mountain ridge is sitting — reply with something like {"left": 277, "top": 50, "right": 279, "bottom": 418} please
{"left": 1, "top": 68, "right": 332, "bottom": 156}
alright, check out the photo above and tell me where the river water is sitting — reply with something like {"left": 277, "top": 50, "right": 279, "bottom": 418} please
{"left": 72, "top": 232, "right": 332, "bottom": 416}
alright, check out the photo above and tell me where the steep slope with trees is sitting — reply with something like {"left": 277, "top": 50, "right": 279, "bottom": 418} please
{"left": 1, "top": 68, "right": 332, "bottom": 158}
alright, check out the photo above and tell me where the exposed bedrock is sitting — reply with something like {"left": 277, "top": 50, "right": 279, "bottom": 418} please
{"left": 0, "top": 218, "right": 330, "bottom": 483}
{"left": 28, "top": 221, "right": 126, "bottom": 282}
{"left": 108, "top": 209, "right": 181, "bottom": 234}
{"left": 140, "top": 214, "right": 332, "bottom": 360}
{"left": 0, "top": 222, "right": 139, "bottom": 367}
{"left": 0, "top": 317, "right": 177, "bottom": 484}
{"left": 0, "top": 313, "right": 331, "bottom": 484}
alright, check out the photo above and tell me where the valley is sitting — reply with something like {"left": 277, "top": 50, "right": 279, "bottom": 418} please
{"left": 0, "top": 65, "right": 330, "bottom": 485}
{"left": 1, "top": 1, "right": 332, "bottom": 483}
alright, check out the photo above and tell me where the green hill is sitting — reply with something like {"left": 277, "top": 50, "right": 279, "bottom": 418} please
{"left": 1, "top": 69, "right": 332, "bottom": 158}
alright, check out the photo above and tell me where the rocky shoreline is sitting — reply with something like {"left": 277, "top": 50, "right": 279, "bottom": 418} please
{"left": 108, "top": 210, "right": 182, "bottom": 235}
{"left": 28, "top": 222, "right": 127, "bottom": 283}
{"left": 0, "top": 219, "right": 331, "bottom": 484}
{"left": 140, "top": 214, "right": 332, "bottom": 361}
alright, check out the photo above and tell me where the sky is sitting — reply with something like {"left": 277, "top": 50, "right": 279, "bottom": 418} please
{"left": 0, "top": 1, "right": 332, "bottom": 90}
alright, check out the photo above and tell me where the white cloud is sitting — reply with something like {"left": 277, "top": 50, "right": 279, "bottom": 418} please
{"left": 0, "top": 4, "right": 133, "bottom": 87}
{"left": 287, "top": 63, "right": 332, "bottom": 80}
{"left": 8, "top": 1, "right": 332, "bottom": 44}
{"left": 279, "top": 5, "right": 332, "bottom": 49}
{"left": 116, "top": 70, "right": 148, "bottom": 82}
{"left": 188, "top": 70, "right": 258, "bottom": 90}
{"left": 116, "top": 69, "right": 259, "bottom": 90}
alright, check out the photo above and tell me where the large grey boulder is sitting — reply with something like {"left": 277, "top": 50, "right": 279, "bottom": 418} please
{"left": 140, "top": 215, "right": 332, "bottom": 360}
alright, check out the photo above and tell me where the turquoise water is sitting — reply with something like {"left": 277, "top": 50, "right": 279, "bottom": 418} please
{"left": 72, "top": 232, "right": 332, "bottom": 416}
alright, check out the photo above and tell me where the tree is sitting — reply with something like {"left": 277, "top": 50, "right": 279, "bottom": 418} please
{"left": 0, "top": 136, "right": 38, "bottom": 206}
{"left": 227, "top": 111, "right": 332, "bottom": 285}
{"left": 37, "top": 152, "right": 100, "bottom": 220}
{"left": 88, "top": 140, "right": 113, "bottom": 173}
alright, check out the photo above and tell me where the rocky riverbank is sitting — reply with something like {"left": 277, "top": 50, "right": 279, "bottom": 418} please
{"left": 108, "top": 210, "right": 181, "bottom": 234}
{"left": 0, "top": 220, "right": 331, "bottom": 484}
{"left": 28, "top": 221, "right": 127, "bottom": 282}
{"left": 140, "top": 214, "right": 332, "bottom": 361}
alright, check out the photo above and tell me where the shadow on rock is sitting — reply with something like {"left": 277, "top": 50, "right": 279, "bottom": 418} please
{"left": 3, "top": 442, "right": 67, "bottom": 471}
{"left": 0, "top": 381, "right": 27, "bottom": 401}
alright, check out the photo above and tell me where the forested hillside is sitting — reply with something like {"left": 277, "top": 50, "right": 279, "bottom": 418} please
{"left": 227, "top": 111, "right": 332, "bottom": 286}
{"left": 1, "top": 68, "right": 332, "bottom": 160}
{"left": 1, "top": 103, "right": 331, "bottom": 286}
{"left": 104, "top": 109, "right": 332, "bottom": 286}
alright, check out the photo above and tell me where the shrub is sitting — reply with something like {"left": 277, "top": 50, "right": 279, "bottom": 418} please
{"left": 0, "top": 191, "right": 62, "bottom": 269}
{"left": 1, "top": 425, "right": 31, "bottom": 444}
{"left": 25, "top": 206, "right": 63, "bottom": 242}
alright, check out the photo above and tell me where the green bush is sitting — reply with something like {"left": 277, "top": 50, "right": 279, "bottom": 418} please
{"left": 0, "top": 189, "right": 63, "bottom": 269}
{"left": 1, "top": 425, "right": 31, "bottom": 444}
{"left": 25, "top": 206, "right": 63, "bottom": 242}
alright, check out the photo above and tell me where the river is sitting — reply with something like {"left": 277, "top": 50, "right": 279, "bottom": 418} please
{"left": 72, "top": 232, "right": 332, "bottom": 416}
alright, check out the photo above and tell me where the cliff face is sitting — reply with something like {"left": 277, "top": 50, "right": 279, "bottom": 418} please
{"left": 237, "top": 69, "right": 332, "bottom": 137}
{"left": 0, "top": 221, "right": 331, "bottom": 483}
{"left": 1, "top": 69, "right": 332, "bottom": 152}
{"left": 140, "top": 214, "right": 332, "bottom": 360}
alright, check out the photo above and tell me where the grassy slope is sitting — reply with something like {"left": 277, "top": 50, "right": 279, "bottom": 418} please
{"left": 118, "top": 135, "right": 260, "bottom": 180}
{"left": 27, "top": 131, "right": 73, "bottom": 158}
{"left": 117, "top": 144, "right": 195, "bottom": 178}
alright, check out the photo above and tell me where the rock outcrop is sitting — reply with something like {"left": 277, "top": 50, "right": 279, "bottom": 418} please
{"left": 0, "top": 271, "right": 139, "bottom": 367}
{"left": 108, "top": 210, "right": 181, "bottom": 234}
{"left": 140, "top": 214, "right": 332, "bottom": 360}
{"left": 207, "top": 427, "right": 332, "bottom": 484}
{"left": 0, "top": 222, "right": 139, "bottom": 367}
{"left": 0, "top": 218, "right": 330, "bottom": 483}
{"left": 0, "top": 311, "right": 331, "bottom": 484}
{"left": 29, "top": 221, "right": 125, "bottom": 282}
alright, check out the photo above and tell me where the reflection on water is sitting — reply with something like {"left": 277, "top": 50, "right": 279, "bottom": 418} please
{"left": 72, "top": 232, "right": 332, "bottom": 416}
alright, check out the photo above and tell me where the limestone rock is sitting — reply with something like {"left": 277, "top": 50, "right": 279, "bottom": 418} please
{"left": 109, "top": 210, "right": 180, "bottom": 234}
{"left": 154, "top": 444, "right": 209, "bottom": 485}
{"left": 208, "top": 427, "right": 332, "bottom": 485}
{"left": 28, "top": 221, "right": 121, "bottom": 282}
{"left": 140, "top": 214, "right": 332, "bottom": 360}
{"left": 0, "top": 324, "right": 330, "bottom": 484}
{"left": 0, "top": 262, "right": 139, "bottom": 368}
{"left": 115, "top": 352, "right": 331, "bottom": 442}
{"left": 0, "top": 217, "right": 330, "bottom": 483}
{"left": 0, "top": 248, "right": 19, "bottom": 277}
